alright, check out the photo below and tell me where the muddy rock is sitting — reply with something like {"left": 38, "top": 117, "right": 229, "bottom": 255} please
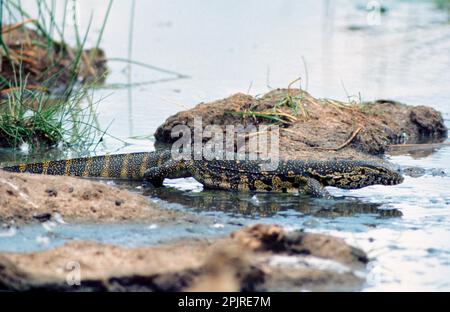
{"left": 231, "top": 224, "right": 368, "bottom": 264}
{"left": 155, "top": 89, "right": 447, "bottom": 159}
{"left": 0, "top": 224, "right": 367, "bottom": 291}
{"left": 0, "top": 170, "right": 181, "bottom": 224}
{"left": 0, "top": 26, "right": 108, "bottom": 93}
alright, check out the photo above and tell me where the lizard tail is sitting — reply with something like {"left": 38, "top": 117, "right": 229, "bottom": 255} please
{"left": 1, "top": 151, "right": 171, "bottom": 180}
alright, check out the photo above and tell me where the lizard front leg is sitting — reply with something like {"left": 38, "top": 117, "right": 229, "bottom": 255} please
{"left": 143, "top": 160, "right": 189, "bottom": 187}
{"left": 143, "top": 166, "right": 165, "bottom": 187}
{"left": 299, "top": 177, "right": 332, "bottom": 198}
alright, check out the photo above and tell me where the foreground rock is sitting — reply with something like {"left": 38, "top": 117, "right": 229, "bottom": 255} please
{"left": 0, "top": 170, "right": 181, "bottom": 224}
{"left": 155, "top": 89, "right": 447, "bottom": 159}
{"left": 0, "top": 224, "right": 367, "bottom": 291}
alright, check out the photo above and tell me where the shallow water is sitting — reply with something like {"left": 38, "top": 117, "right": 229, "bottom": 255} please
{"left": 1, "top": 0, "right": 450, "bottom": 291}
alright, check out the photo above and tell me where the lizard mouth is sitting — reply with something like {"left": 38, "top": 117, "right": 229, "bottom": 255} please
{"left": 381, "top": 171, "right": 404, "bottom": 185}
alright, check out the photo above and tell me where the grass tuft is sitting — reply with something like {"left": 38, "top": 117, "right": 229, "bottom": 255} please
{"left": 236, "top": 77, "right": 310, "bottom": 125}
{"left": 0, "top": 0, "right": 112, "bottom": 151}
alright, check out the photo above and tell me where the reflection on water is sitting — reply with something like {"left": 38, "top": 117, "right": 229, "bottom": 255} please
{"left": 144, "top": 185, "right": 403, "bottom": 219}
{"left": 1, "top": 0, "right": 450, "bottom": 291}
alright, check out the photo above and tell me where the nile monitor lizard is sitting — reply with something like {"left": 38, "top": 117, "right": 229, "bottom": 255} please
{"left": 1, "top": 150, "right": 403, "bottom": 197}
{"left": 142, "top": 158, "right": 404, "bottom": 197}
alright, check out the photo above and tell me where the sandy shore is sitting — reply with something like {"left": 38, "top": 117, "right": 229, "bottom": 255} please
{"left": 0, "top": 170, "right": 183, "bottom": 224}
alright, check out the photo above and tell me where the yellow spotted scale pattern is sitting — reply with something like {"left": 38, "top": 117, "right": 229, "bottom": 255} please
{"left": 143, "top": 158, "right": 404, "bottom": 197}
{"left": 1, "top": 150, "right": 404, "bottom": 197}
{"left": 1, "top": 150, "right": 171, "bottom": 180}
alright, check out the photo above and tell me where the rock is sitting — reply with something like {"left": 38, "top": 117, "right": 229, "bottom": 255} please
{"left": 409, "top": 106, "right": 447, "bottom": 137}
{"left": 154, "top": 89, "right": 447, "bottom": 159}
{"left": 0, "top": 224, "right": 367, "bottom": 291}
{"left": 0, "top": 27, "right": 108, "bottom": 95}
{"left": 32, "top": 213, "right": 52, "bottom": 223}
{"left": 402, "top": 167, "right": 448, "bottom": 178}
{"left": 231, "top": 224, "right": 368, "bottom": 264}
{"left": 403, "top": 166, "right": 426, "bottom": 178}
{"left": 0, "top": 170, "right": 183, "bottom": 224}
{"left": 45, "top": 188, "right": 58, "bottom": 197}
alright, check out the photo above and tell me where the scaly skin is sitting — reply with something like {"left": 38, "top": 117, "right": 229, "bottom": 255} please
{"left": 143, "top": 158, "right": 404, "bottom": 197}
{"left": 1, "top": 150, "right": 171, "bottom": 180}
{"left": 1, "top": 150, "right": 404, "bottom": 197}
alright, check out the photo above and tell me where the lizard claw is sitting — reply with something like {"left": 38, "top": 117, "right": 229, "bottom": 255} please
{"left": 143, "top": 167, "right": 164, "bottom": 187}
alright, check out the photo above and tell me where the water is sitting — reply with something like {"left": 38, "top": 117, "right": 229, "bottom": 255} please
{"left": 0, "top": 221, "right": 238, "bottom": 253}
{"left": 1, "top": 0, "right": 450, "bottom": 291}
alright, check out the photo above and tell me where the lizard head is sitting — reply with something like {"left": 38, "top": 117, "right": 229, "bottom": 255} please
{"left": 315, "top": 160, "right": 404, "bottom": 189}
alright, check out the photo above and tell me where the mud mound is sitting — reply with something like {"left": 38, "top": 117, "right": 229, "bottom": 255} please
{"left": 0, "top": 224, "right": 367, "bottom": 291}
{"left": 231, "top": 224, "right": 368, "bottom": 265}
{"left": 155, "top": 89, "right": 447, "bottom": 159}
{"left": 1, "top": 24, "right": 107, "bottom": 93}
{"left": 0, "top": 170, "right": 181, "bottom": 224}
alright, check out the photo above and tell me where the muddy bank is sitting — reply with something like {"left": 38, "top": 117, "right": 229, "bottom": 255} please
{"left": 155, "top": 89, "right": 447, "bottom": 159}
{"left": 0, "top": 224, "right": 367, "bottom": 291}
{"left": 1, "top": 24, "right": 107, "bottom": 93}
{"left": 0, "top": 170, "right": 182, "bottom": 224}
